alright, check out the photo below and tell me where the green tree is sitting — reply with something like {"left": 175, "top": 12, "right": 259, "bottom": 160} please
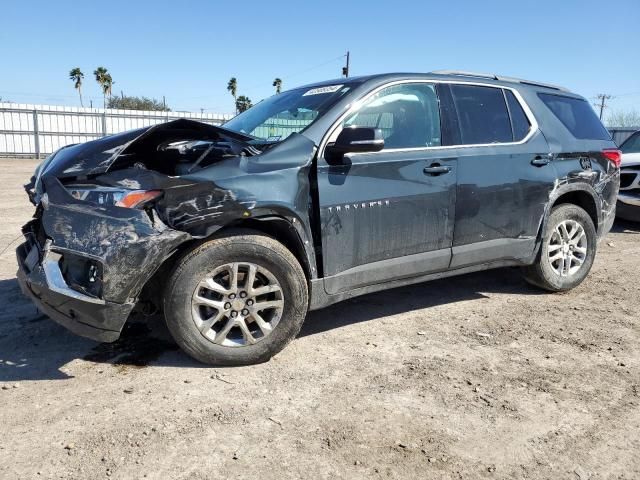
{"left": 227, "top": 77, "right": 238, "bottom": 113}
{"left": 107, "top": 95, "right": 171, "bottom": 111}
{"left": 235, "top": 95, "right": 252, "bottom": 113}
{"left": 69, "top": 68, "right": 84, "bottom": 107}
{"left": 272, "top": 77, "right": 282, "bottom": 94}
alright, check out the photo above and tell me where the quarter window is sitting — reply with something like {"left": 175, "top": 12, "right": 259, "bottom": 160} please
{"left": 450, "top": 85, "right": 512, "bottom": 145}
{"left": 343, "top": 83, "right": 441, "bottom": 149}
{"left": 538, "top": 93, "right": 611, "bottom": 140}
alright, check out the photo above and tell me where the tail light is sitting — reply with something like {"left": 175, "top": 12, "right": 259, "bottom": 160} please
{"left": 115, "top": 190, "right": 162, "bottom": 208}
{"left": 602, "top": 149, "right": 622, "bottom": 168}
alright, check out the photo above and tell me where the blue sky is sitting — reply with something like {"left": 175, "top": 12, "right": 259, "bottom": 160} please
{"left": 1, "top": 0, "right": 638, "bottom": 120}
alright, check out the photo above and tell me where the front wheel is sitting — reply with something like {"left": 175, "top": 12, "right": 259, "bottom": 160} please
{"left": 163, "top": 232, "right": 308, "bottom": 366}
{"left": 523, "top": 204, "right": 597, "bottom": 292}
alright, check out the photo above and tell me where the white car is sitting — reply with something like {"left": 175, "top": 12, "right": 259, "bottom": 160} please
{"left": 618, "top": 131, "right": 640, "bottom": 221}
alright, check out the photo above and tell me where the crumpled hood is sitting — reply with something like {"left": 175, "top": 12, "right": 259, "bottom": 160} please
{"left": 27, "top": 119, "right": 254, "bottom": 203}
{"left": 32, "top": 119, "right": 253, "bottom": 179}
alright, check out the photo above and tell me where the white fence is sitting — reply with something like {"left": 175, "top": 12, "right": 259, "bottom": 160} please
{"left": 0, "top": 102, "right": 233, "bottom": 158}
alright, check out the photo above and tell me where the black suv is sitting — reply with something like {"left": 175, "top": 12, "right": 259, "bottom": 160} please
{"left": 17, "top": 72, "right": 620, "bottom": 365}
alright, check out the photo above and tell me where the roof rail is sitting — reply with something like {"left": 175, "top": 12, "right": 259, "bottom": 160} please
{"left": 431, "top": 70, "right": 499, "bottom": 80}
{"left": 430, "top": 70, "right": 570, "bottom": 92}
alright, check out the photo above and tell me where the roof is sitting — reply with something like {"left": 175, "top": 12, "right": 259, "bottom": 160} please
{"left": 295, "top": 71, "right": 572, "bottom": 94}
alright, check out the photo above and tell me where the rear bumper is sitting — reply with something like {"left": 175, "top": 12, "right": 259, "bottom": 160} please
{"left": 598, "top": 201, "right": 617, "bottom": 240}
{"left": 16, "top": 240, "right": 134, "bottom": 342}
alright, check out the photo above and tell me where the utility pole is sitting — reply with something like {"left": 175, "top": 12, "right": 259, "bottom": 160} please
{"left": 594, "top": 94, "right": 612, "bottom": 120}
{"left": 342, "top": 51, "right": 350, "bottom": 78}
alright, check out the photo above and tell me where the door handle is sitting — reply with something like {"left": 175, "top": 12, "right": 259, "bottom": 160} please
{"left": 423, "top": 164, "right": 452, "bottom": 176}
{"left": 531, "top": 155, "right": 551, "bottom": 167}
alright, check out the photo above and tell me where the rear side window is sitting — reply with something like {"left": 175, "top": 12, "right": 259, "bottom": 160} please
{"left": 505, "top": 90, "right": 531, "bottom": 141}
{"left": 538, "top": 93, "right": 611, "bottom": 140}
{"left": 450, "top": 85, "right": 512, "bottom": 144}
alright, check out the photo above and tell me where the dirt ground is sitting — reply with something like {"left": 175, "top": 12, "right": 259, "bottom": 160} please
{"left": 0, "top": 158, "right": 638, "bottom": 480}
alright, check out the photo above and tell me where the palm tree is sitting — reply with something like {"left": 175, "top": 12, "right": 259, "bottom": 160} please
{"left": 272, "top": 78, "right": 282, "bottom": 94}
{"left": 69, "top": 68, "right": 84, "bottom": 107}
{"left": 236, "top": 95, "right": 252, "bottom": 113}
{"left": 102, "top": 73, "right": 114, "bottom": 102}
{"left": 227, "top": 77, "right": 238, "bottom": 113}
{"left": 94, "top": 67, "right": 111, "bottom": 108}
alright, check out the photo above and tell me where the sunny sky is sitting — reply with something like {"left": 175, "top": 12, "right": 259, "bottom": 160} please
{"left": 1, "top": 0, "right": 638, "bottom": 120}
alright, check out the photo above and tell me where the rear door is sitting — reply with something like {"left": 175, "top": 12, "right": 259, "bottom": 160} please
{"left": 438, "top": 83, "right": 557, "bottom": 268}
{"left": 316, "top": 82, "right": 457, "bottom": 294}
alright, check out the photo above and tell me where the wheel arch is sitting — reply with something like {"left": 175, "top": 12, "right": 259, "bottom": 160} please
{"left": 214, "top": 216, "right": 315, "bottom": 281}
{"left": 137, "top": 215, "right": 315, "bottom": 314}
{"left": 531, "top": 183, "right": 602, "bottom": 260}
{"left": 549, "top": 185, "right": 600, "bottom": 233}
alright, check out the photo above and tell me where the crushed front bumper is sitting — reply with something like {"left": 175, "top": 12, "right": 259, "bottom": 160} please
{"left": 16, "top": 238, "right": 134, "bottom": 342}
{"left": 16, "top": 177, "right": 191, "bottom": 342}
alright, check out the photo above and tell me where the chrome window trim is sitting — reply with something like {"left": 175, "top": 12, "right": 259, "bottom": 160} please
{"left": 318, "top": 79, "right": 540, "bottom": 158}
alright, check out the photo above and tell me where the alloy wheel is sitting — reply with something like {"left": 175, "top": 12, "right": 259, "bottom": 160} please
{"left": 191, "top": 262, "right": 284, "bottom": 347}
{"left": 547, "top": 219, "right": 588, "bottom": 277}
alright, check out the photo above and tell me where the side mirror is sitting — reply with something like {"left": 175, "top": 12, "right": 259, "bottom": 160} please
{"left": 325, "top": 127, "right": 384, "bottom": 163}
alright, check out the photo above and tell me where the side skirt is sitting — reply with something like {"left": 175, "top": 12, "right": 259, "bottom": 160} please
{"left": 309, "top": 258, "right": 532, "bottom": 311}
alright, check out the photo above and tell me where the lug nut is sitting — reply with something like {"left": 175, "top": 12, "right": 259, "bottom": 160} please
{"left": 229, "top": 293, "right": 236, "bottom": 299}
{"left": 239, "top": 291, "right": 247, "bottom": 298}
{"left": 224, "top": 302, "right": 231, "bottom": 310}
{"left": 230, "top": 311, "right": 238, "bottom": 318}
{"left": 246, "top": 299, "right": 254, "bottom": 306}
{"left": 241, "top": 309, "right": 249, "bottom": 316}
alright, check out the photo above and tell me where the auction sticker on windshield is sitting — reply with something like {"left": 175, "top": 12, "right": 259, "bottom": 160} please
{"left": 303, "top": 85, "right": 344, "bottom": 96}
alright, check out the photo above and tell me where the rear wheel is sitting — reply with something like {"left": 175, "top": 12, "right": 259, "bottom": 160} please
{"left": 164, "top": 232, "right": 308, "bottom": 365}
{"left": 523, "top": 204, "right": 597, "bottom": 291}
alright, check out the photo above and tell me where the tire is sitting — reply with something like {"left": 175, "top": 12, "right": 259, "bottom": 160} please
{"left": 523, "top": 204, "right": 597, "bottom": 292}
{"left": 163, "top": 231, "right": 308, "bottom": 366}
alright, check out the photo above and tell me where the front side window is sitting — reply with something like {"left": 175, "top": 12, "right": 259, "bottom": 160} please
{"left": 342, "top": 83, "right": 441, "bottom": 149}
{"left": 450, "top": 84, "right": 512, "bottom": 144}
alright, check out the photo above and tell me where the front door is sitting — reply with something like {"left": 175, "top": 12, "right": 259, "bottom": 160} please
{"left": 316, "top": 82, "right": 457, "bottom": 295}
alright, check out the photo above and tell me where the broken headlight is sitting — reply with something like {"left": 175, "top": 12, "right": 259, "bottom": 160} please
{"left": 66, "top": 186, "right": 162, "bottom": 209}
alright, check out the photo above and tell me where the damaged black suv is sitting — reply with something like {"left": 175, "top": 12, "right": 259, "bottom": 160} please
{"left": 17, "top": 72, "right": 620, "bottom": 365}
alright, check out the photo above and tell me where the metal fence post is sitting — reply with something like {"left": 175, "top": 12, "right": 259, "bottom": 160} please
{"left": 32, "top": 109, "right": 40, "bottom": 159}
{"left": 101, "top": 111, "right": 107, "bottom": 137}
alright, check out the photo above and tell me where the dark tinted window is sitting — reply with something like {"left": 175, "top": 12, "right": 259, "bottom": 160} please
{"left": 505, "top": 90, "right": 531, "bottom": 141}
{"left": 450, "top": 85, "right": 512, "bottom": 144}
{"left": 538, "top": 93, "right": 611, "bottom": 140}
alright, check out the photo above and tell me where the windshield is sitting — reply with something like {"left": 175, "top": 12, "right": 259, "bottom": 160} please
{"left": 223, "top": 83, "right": 357, "bottom": 141}
{"left": 620, "top": 132, "right": 640, "bottom": 153}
